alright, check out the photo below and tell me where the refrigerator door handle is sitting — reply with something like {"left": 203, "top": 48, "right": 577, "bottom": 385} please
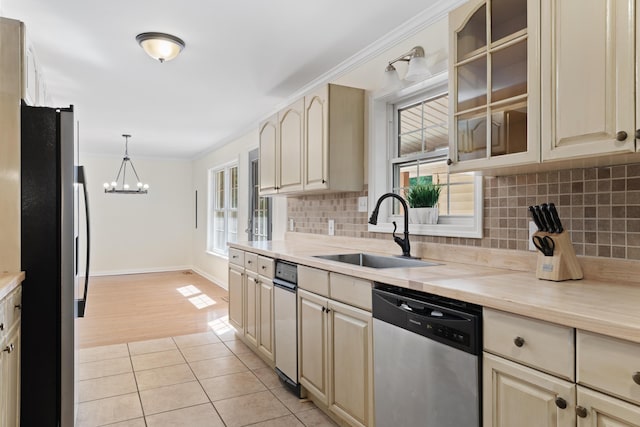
{"left": 75, "top": 165, "right": 90, "bottom": 317}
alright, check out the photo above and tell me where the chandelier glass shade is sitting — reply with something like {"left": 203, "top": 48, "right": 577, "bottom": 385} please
{"left": 103, "top": 134, "right": 149, "bottom": 194}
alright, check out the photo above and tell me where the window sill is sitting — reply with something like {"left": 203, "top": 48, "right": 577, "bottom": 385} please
{"left": 368, "top": 216, "right": 482, "bottom": 239}
{"left": 206, "top": 250, "right": 229, "bottom": 260}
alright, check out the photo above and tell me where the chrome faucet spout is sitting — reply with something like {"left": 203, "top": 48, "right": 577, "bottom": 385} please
{"left": 368, "top": 193, "right": 411, "bottom": 257}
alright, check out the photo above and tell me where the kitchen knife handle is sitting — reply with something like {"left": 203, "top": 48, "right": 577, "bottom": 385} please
{"left": 529, "top": 206, "right": 544, "bottom": 231}
{"left": 548, "top": 203, "right": 564, "bottom": 233}
{"left": 540, "top": 204, "right": 556, "bottom": 233}
{"left": 534, "top": 205, "right": 548, "bottom": 232}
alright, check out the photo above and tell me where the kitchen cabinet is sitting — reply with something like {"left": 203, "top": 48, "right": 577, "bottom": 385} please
{"left": 302, "top": 84, "right": 364, "bottom": 192}
{"left": 298, "top": 267, "right": 373, "bottom": 427}
{"left": 258, "top": 276, "right": 274, "bottom": 361}
{"left": 540, "top": 0, "right": 636, "bottom": 161}
{"left": 576, "top": 386, "right": 640, "bottom": 426}
{"left": 259, "top": 84, "right": 364, "bottom": 195}
{"left": 448, "top": 0, "right": 541, "bottom": 171}
{"left": 245, "top": 271, "right": 259, "bottom": 347}
{"left": 0, "top": 284, "right": 22, "bottom": 427}
{"left": 228, "top": 264, "right": 244, "bottom": 332}
{"left": 483, "top": 353, "right": 576, "bottom": 427}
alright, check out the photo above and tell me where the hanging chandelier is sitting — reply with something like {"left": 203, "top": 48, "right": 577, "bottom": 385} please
{"left": 103, "top": 134, "right": 149, "bottom": 194}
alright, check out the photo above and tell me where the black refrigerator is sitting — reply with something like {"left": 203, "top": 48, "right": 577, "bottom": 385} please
{"left": 21, "top": 104, "right": 90, "bottom": 427}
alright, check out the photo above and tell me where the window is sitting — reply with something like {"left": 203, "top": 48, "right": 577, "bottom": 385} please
{"left": 208, "top": 163, "right": 238, "bottom": 255}
{"left": 248, "top": 149, "right": 271, "bottom": 241}
{"left": 368, "top": 73, "right": 483, "bottom": 238}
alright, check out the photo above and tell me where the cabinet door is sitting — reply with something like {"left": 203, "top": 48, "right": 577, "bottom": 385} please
{"left": 449, "top": 0, "right": 540, "bottom": 171}
{"left": 483, "top": 353, "right": 576, "bottom": 427}
{"left": 3, "top": 324, "right": 21, "bottom": 427}
{"left": 577, "top": 386, "right": 640, "bottom": 427}
{"left": 258, "top": 277, "right": 274, "bottom": 362}
{"left": 298, "top": 289, "right": 329, "bottom": 405}
{"left": 227, "top": 264, "right": 244, "bottom": 332}
{"left": 259, "top": 115, "right": 278, "bottom": 195}
{"left": 328, "top": 300, "right": 373, "bottom": 427}
{"left": 304, "top": 86, "right": 329, "bottom": 191}
{"left": 541, "top": 0, "right": 635, "bottom": 161}
{"left": 244, "top": 273, "right": 259, "bottom": 347}
{"left": 278, "top": 99, "right": 304, "bottom": 193}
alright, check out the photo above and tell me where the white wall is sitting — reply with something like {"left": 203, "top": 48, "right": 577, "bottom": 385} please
{"left": 79, "top": 153, "right": 193, "bottom": 275}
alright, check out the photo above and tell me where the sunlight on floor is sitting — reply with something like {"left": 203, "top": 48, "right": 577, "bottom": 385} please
{"left": 176, "top": 285, "right": 201, "bottom": 296}
{"left": 188, "top": 294, "right": 217, "bottom": 309}
{"left": 208, "top": 316, "right": 233, "bottom": 335}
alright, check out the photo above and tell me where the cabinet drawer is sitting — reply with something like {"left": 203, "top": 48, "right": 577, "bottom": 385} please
{"left": 484, "top": 308, "right": 574, "bottom": 380}
{"left": 257, "top": 256, "right": 274, "bottom": 278}
{"left": 244, "top": 252, "right": 258, "bottom": 273}
{"left": 329, "top": 273, "right": 371, "bottom": 311}
{"left": 298, "top": 266, "right": 329, "bottom": 297}
{"left": 4, "top": 286, "right": 21, "bottom": 331}
{"left": 229, "top": 248, "right": 245, "bottom": 266}
{"left": 577, "top": 330, "right": 640, "bottom": 405}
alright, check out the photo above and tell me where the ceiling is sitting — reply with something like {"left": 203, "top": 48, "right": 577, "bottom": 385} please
{"left": 2, "top": 0, "right": 444, "bottom": 159}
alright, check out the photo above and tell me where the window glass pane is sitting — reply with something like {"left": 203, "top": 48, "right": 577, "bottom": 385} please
{"left": 491, "top": 0, "right": 527, "bottom": 43}
{"left": 491, "top": 103, "right": 527, "bottom": 156}
{"left": 457, "top": 112, "right": 487, "bottom": 161}
{"left": 214, "top": 211, "right": 225, "bottom": 251}
{"left": 227, "top": 210, "right": 237, "bottom": 244}
{"left": 216, "top": 170, "right": 225, "bottom": 209}
{"left": 491, "top": 40, "right": 527, "bottom": 103}
{"left": 398, "top": 95, "right": 449, "bottom": 157}
{"left": 457, "top": 4, "right": 487, "bottom": 61}
{"left": 457, "top": 56, "right": 487, "bottom": 111}
{"left": 230, "top": 166, "right": 238, "bottom": 209}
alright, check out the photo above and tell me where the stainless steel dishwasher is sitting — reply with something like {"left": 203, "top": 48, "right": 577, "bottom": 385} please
{"left": 372, "top": 283, "right": 482, "bottom": 427}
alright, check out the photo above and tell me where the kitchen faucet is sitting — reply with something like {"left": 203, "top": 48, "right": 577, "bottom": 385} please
{"left": 368, "top": 192, "right": 411, "bottom": 258}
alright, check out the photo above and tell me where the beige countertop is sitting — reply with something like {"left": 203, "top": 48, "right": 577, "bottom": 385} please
{"left": 0, "top": 271, "right": 24, "bottom": 301}
{"left": 229, "top": 239, "right": 640, "bottom": 344}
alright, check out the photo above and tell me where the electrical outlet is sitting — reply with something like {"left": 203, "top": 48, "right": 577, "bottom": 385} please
{"left": 358, "top": 196, "right": 368, "bottom": 212}
{"left": 328, "top": 219, "right": 335, "bottom": 236}
{"left": 528, "top": 221, "right": 537, "bottom": 251}
{"left": 289, "top": 218, "right": 294, "bottom": 231}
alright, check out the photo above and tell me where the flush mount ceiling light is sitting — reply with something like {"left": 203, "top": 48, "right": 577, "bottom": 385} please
{"left": 103, "top": 134, "right": 149, "bottom": 194}
{"left": 136, "top": 32, "right": 185, "bottom": 63}
{"left": 382, "top": 46, "right": 432, "bottom": 91}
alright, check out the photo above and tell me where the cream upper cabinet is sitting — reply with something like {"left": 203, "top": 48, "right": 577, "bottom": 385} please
{"left": 483, "top": 353, "right": 576, "bottom": 427}
{"left": 227, "top": 264, "right": 244, "bottom": 332}
{"left": 540, "top": 0, "right": 636, "bottom": 161}
{"left": 449, "top": 0, "right": 541, "bottom": 172}
{"left": 303, "top": 84, "right": 364, "bottom": 192}
{"left": 260, "top": 84, "right": 364, "bottom": 196}
{"left": 278, "top": 99, "right": 305, "bottom": 193}
{"left": 258, "top": 115, "right": 279, "bottom": 195}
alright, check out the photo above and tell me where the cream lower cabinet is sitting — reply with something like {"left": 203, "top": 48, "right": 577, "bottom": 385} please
{"left": 257, "top": 276, "right": 274, "bottom": 361}
{"left": 483, "top": 353, "right": 576, "bottom": 427}
{"left": 227, "top": 264, "right": 244, "bottom": 332}
{"left": 576, "top": 386, "right": 640, "bottom": 426}
{"left": 1, "top": 284, "right": 22, "bottom": 427}
{"left": 298, "top": 288, "right": 373, "bottom": 427}
{"left": 244, "top": 272, "right": 259, "bottom": 348}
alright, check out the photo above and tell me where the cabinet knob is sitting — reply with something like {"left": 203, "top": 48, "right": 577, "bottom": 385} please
{"left": 261, "top": 265, "right": 266, "bottom": 270}
{"left": 3, "top": 343, "right": 14, "bottom": 354}
{"left": 632, "top": 371, "right": 640, "bottom": 386}
{"left": 321, "top": 306, "right": 326, "bottom": 313}
{"left": 0, "top": 323, "right": 3, "bottom": 331}
{"left": 326, "top": 308, "right": 331, "bottom": 313}
{"left": 322, "top": 179, "right": 326, "bottom": 184}
{"left": 555, "top": 397, "right": 567, "bottom": 409}
{"left": 15, "top": 304, "right": 21, "bottom": 310}
{"left": 513, "top": 336, "right": 525, "bottom": 347}
{"left": 616, "top": 131, "right": 628, "bottom": 141}
{"left": 576, "top": 406, "right": 588, "bottom": 418}
{"left": 635, "top": 129, "right": 640, "bottom": 139}
{"left": 447, "top": 158, "right": 453, "bottom": 166}
{"left": 247, "top": 260, "right": 252, "bottom": 264}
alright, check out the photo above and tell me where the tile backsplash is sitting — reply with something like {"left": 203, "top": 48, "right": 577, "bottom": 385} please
{"left": 287, "top": 163, "right": 640, "bottom": 260}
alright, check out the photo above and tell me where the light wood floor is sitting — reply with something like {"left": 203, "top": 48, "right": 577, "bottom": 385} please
{"left": 76, "top": 270, "right": 229, "bottom": 348}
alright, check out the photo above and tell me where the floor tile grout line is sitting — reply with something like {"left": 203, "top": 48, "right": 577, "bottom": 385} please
{"left": 127, "top": 342, "right": 149, "bottom": 427}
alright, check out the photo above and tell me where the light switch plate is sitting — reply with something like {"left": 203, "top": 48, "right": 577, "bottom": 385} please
{"left": 358, "top": 196, "right": 368, "bottom": 212}
{"left": 528, "top": 221, "right": 537, "bottom": 251}
{"left": 328, "top": 219, "right": 335, "bottom": 236}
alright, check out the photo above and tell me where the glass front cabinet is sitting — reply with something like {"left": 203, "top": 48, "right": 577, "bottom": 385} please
{"left": 449, "top": 0, "right": 540, "bottom": 172}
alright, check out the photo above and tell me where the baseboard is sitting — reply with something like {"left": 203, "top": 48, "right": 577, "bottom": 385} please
{"left": 89, "top": 265, "right": 193, "bottom": 277}
{"left": 191, "top": 267, "right": 228, "bottom": 290}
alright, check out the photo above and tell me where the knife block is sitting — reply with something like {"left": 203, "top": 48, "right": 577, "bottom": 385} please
{"left": 534, "top": 231, "right": 583, "bottom": 281}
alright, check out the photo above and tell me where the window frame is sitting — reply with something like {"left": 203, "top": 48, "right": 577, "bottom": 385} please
{"left": 367, "top": 72, "right": 483, "bottom": 238}
{"left": 207, "top": 161, "right": 239, "bottom": 256}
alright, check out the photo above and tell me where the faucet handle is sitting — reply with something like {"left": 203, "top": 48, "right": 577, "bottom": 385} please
{"left": 392, "top": 221, "right": 398, "bottom": 235}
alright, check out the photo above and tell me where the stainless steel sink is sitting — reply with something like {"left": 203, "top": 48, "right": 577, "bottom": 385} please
{"left": 313, "top": 253, "right": 439, "bottom": 269}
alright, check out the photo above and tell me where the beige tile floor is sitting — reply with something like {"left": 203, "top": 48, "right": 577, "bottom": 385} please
{"left": 75, "top": 328, "right": 338, "bottom": 427}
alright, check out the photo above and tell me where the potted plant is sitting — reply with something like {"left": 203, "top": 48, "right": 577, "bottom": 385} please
{"left": 406, "top": 182, "right": 441, "bottom": 224}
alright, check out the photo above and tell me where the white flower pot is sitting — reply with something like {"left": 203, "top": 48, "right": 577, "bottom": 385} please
{"left": 409, "top": 207, "right": 438, "bottom": 224}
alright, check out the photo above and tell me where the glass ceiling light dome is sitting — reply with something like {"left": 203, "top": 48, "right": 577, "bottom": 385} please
{"left": 136, "top": 32, "right": 185, "bottom": 63}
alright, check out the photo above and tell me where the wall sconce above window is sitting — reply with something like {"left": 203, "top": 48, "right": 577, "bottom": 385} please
{"left": 382, "top": 46, "right": 431, "bottom": 91}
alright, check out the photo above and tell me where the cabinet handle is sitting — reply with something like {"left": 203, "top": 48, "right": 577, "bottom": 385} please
{"left": 576, "top": 406, "right": 588, "bottom": 418}
{"left": 616, "top": 131, "right": 628, "bottom": 141}
{"left": 635, "top": 129, "right": 640, "bottom": 139}
{"left": 632, "top": 371, "right": 640, "bottom": 386}
{"left": 447, "top": 158, "right": 453, "bottom": 166}
{"left": 513, "top": 336, "right": 525, "bottom": 347}
{"left": 555, "top": 397, "right": 567, "bottom": 409}
{"left": 326, "top": 308, "right": 331, "bottom": 313}
{"left": 3, "top": 343, "right": 14, "bottom": 354}
{"left": 14, "top": 304, "right": 21, "bottom": 310}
